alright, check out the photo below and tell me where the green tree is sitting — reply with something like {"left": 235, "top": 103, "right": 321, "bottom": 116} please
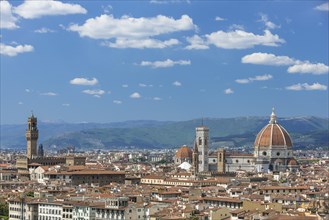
{"left": 26, "top": 191, "right": 34, "bottom": 197}
{"left": 0, "top": 202, "right": 9, "bottom": 217}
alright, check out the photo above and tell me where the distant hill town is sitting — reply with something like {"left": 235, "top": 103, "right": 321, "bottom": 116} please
{"left": 1, "top": 116, "right": 328, "bottom": 150}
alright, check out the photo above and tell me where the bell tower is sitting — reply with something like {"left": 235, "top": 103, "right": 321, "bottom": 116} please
{"left": 192, "top": 141, "right": 199, "bottom": 176}
{"left": 26, "top": 113, "right": 39, "bottom": 159}
{"left": 196, "top": 125, "right": 209, "bottom": 172}
{"left": 217, "top": 148, "right": 226, "bottom": 173}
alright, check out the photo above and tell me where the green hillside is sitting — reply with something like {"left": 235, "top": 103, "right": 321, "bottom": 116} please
{"left": 1, "top": 116, "right": 328, "bottom": 150}
{"left": 43, "top": 117, "right": 328, "bottom": 150}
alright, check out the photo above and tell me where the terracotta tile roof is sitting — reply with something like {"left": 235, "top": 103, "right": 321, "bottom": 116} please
{"left": 260, "top": 186, "right": 308, "bottom": 190}
{"left": 254, "top": 123, "right": 292, "bottom": 148}
{"left": 45, "top": 169, "right": 125, "bottom": 175}
{"left": 202, "top": 197, "right": 242, "bottom": 203}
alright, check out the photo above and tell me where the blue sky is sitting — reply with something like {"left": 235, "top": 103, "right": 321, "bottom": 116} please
{"left": 1, "top": 0, "right": 328, "bottom": 124}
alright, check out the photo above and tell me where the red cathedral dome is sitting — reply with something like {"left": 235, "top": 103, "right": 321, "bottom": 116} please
{"left": 288, "top": 158, "right": 298, "bottom": 166}
{"left": 254, "top": 109, "right": 293, "bottom": 148}
{"left": 176, "top": 145, "right": 192, "bottom": 159}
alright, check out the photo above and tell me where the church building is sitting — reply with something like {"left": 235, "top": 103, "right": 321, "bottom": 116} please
{"left": 175, "top": 109, "right": 299, "bottom": 174}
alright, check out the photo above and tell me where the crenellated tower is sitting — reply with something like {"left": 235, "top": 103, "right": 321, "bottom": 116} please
{"left": 192, "top": 141, "right": 199, "bottom": 175}
{"left": 26, "top": 113, "right": 39, "bottom": 159}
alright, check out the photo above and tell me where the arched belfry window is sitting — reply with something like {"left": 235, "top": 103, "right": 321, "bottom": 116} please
{"left": 198, "top": 137, "right": 202, "bottom": 145}
{"left": 205, "top": 138, "right": 207, "bottom": 145}
{"left": 219, "top": 153, "right": 222, "bottom": 162}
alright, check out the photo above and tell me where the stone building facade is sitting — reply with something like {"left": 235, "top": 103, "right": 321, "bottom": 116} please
{"left": 189, "top": 109, "right": 299, "bottom": 174}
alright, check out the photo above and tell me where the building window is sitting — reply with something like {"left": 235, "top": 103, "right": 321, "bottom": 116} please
{"left": 262, "top": 151, "right": 267, "bottom": 156}
{"left": 276, "top": 152, "right": 280, "bottom": 156}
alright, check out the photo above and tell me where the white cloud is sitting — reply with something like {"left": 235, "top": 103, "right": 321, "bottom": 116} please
{"left": 242, "top": 52, "right": 329, "bottom": 75}
{"left": 140, "top": 59, "right": 191, "bottom": 68}
{"left": 18, "top": 101, "right": 23, "bottom": 105}
{"left": 186, "top": 30, "right": 284, "bottom": 50}
{"left": 59, "top": 24, "right": 67, "bottom": 30}
{"left": 41, "top": 92, "right": 57, "bottom": 96}
{"left": 215, "top": 16, "right": 225, "bottom": 21}
{"left": 138, "top": 83, "right": 153, "bottom": 88}
{"left": 69, "top": 14, "right": 195, "bottom": 49}
{"left": 153, "top": 97, "right": 162, "bottom": 101}
{"left": 224, "top": 88, "right": 234, "bottom": 94}
{"left": 150, "top": 0, "right": 191, "bottom": 4}
{"left": 287, "top": 62, "right": 329, "bottom": 75}
{"left": 206, "top": 30, "right": 285, "bottom": 49}
{"left": 102, "top": 38, "right": 179, "bottom": 49}
{"left": 251, "top": 74, "right": 273, "bottom": 81}
{"left": 242, "top": 52, "right": 295, "bottom": 66}
{"left": 185, "top": 35, "right": 209, "bottom": 50}
{"left": 34, "top": 27, "right": 55, "bottom": 33}
{"left": 0, "top": 43, "right": 34, "bottom": 56}
{"left": 259, "top": 14, "right": 280, "bottom": 29}
{"left": 130, "top": 92, "right": 141, "bottom": 99}
{"left": 122, "top": 84, "right": 128, "bottom": 88}
{"left": 315, "top": 2, "right": 329, "bottom": 11}
{"left": 62, "top": 103, "right": 70, "bottom": 107}
{"left": 235, "top": 79, "right": 250, "bottom": 84}
{"left": 228, "top": 24, "right": 245, "bottom": 31}
{"left": 0, "top": 1, "right": 19, "bottom": 29}
{"left": 70, "top": 77, "right": 98, "bottom": 86}
{"left": 235, "top": 74, "right": 273, "bottom": 84}
{"left": 69, "top": 14, "right": 195, "bottom": 39}
{"left": 286, "top": 83, "right": 327, "bottom": 91}
{"left": 172, "top": 81, "right": 182, "bottom": 86}
{"left": 113, "top": 100, "right": 122, "bottom": 104}
{"left": 14, "top": 0, "right": 87, "bottom": 19}
{"left": 25, "top": 89, "right": 30, "bottom": 93}
{"left": 82, "top": 89, "right": 105, "bottom": 96}
{"left": 102, "top": 4, "right": 113, "bottom": 14}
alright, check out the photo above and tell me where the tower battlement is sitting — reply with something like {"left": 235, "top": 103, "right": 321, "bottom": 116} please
{"left": 26, "top": 113, "right": 38, "bottom": 159}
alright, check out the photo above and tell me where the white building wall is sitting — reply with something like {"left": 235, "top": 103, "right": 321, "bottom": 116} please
{"left": 62, "top": 206, "right": 73, "bottom": 220}
{"left": 38, "top": 203, "right": 62, "bottom": 220}
{"left": 224, "top": 156, "right": 255, "bottom": 172}
{"left": 9, "top": 201, "right": 38, "bottom": 220}
{"left": 73, "top": 206, "right": 95, "bottom": 220}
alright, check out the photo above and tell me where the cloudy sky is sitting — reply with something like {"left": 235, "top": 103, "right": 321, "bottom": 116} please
{"left": 1, "top": 0, "right": 328, "bottom": 124}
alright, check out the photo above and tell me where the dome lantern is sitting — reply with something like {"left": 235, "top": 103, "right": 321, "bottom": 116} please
{"left": 269, "top": 107, "right": 277, "bottom": 124}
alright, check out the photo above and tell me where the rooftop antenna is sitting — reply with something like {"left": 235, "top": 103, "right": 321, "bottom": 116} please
{"left": 201, "top": 117, "right": 204, "bottom": 126}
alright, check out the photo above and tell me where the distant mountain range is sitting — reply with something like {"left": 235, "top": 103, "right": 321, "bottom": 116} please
{"left": 1, "top": 116, "right": 328, "bottom": 150}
